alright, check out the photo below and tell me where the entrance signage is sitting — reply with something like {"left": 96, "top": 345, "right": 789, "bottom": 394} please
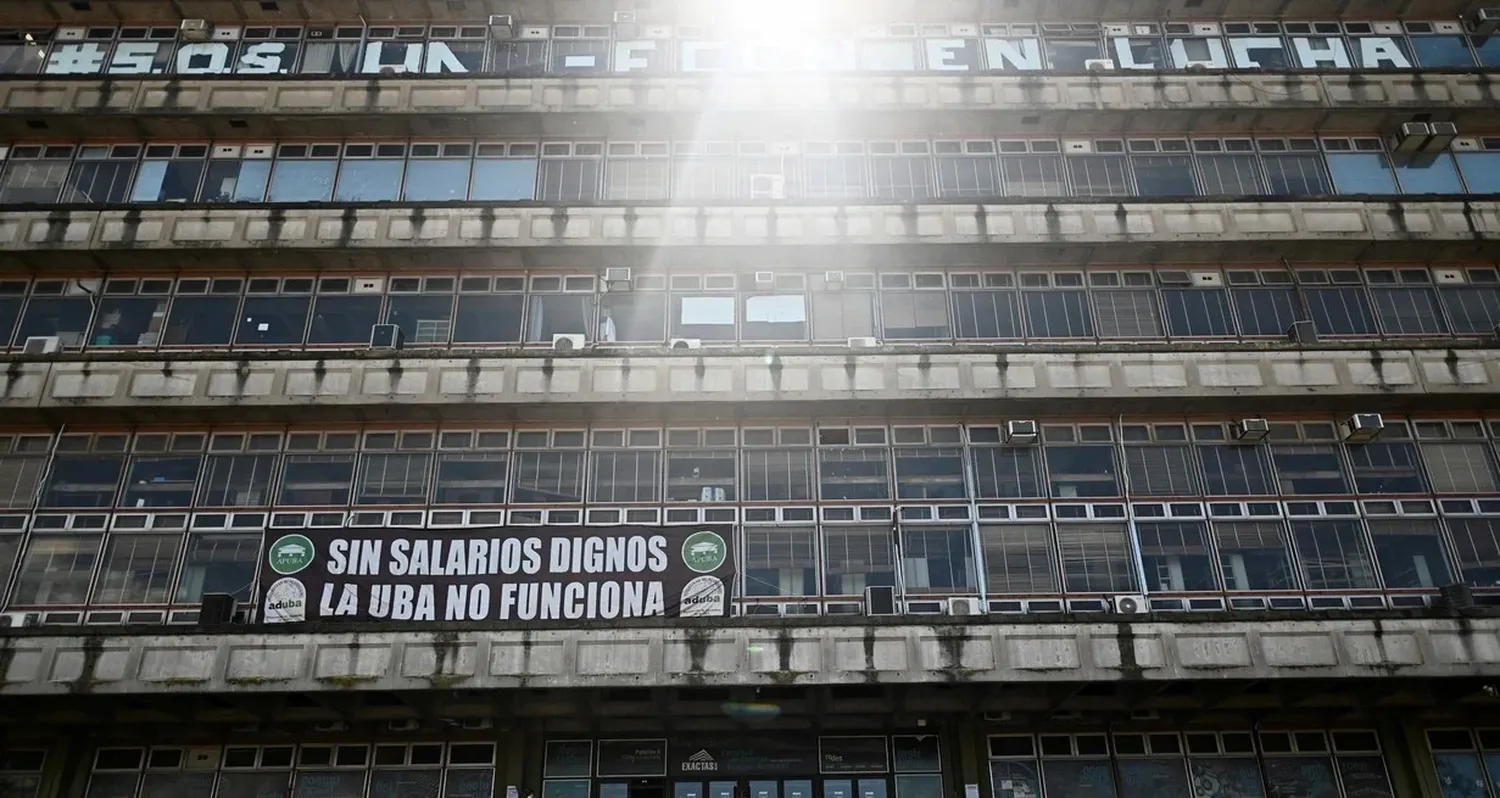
{"left": 257, "top": 525, "right": 733, "bottom": 624}
{"left": 9, "top": 22, "right": 1464, "bottom": 78}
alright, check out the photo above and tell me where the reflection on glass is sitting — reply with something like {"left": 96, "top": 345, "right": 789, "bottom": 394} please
{"left": 175, "top": 532, "right": 261, "bottom": 603}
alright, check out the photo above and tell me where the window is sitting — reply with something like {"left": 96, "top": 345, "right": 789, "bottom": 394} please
{"left": 1162, "top": 286, "right": 1234, "bottom": 337}
{"left": 1326, "top": 151, "right": 1398, "bottom": 195}
{"left": 1261, "top": 149, "right": 1331, "bottom": 195}
{"left": 1131, "top": 151, "right": 1197, "bottom": 197}
{"left": 1138, "top": 522, "right": 1218, "bottom": 592}
{"left": 935, "top": 141, "right": 1001, "bottom": 198}
{"left": 130, "top": 144, "right": 208, "bottom": 202}
{"left": 307, "top": 282, "right": 382, "bottom": 345}
{"left": 0, "top": 145, "right": 72, "bottom": 203}
{"left": 743, "top": 527, "right": 817, "bottom": 596}
{"left": 512, "top": 450, "right": 585, "bottom": 503}
{"left": 604, "top": 142, "right": 671, "bottom": 200}
{"left": 1056, "top": 523, "right": 1136, "bottom": 593}
{"left": 1124, "top": 445, "right": 1199, "bottom": 497}
{"left": 742, "top": 448, "right": 814, "bottom": 502}
{"left": 14, "top": 282, "right": 95, "bottom": 348}
{"left": 1230, "top": 283, "right": 1300, "bottom": 337}
{"left": 93, "top": 281, "right": 172, "bottom": 347}
{"left": 1303, "top": 285, "right": 1377, "bottom": 336}
{"left": 1410, "top": 34, "right": 1476, "bottom": 67}
{"left": 802, "top": 142, "right": 867, "bottom": 200}
{"left": 1214, "top": 520, "right": 1298, "bottom": 590}
{"left": 453, "top": 277, "right": 525, "bottom": 344}
{"left": 197, "top": 454, "right": 277, "bottom": 507}
{"left": 404, "top": 142, "right": 473, "bottom": 201}
{"left": 598, "top": 291, "right": 667, "bottom": 344}
{"left": 894, "top": 448, "right": 967, "bottom": 499}
{"left": 870, "top": 142, "right": 936, "bottom": 200}
{"left": 358, "top": 452, "right": 432, "bottom": 505}
{"left": 434, "top": 453, "right": 508, "bottom": 504}
{"left": 589, "top": 450, "right": 661, "bottom": 503}
{"left": 823, "top": 526, "right": 896, "bottom": 595}
{"left": 1369, "top": 278, "right": 1448, "bottom": 335}
{"left": 742, "top": 293, "right": 808, "bottom": 341}
{"left": 1440, "top": 283, "right": 1500, "bottom": 336}
{"left": 0, "top": 454, "right": 47, "bottom": 509}
{"left": 538, "top": 142, "right": 602, "bottom": 202}
{"left": 1421, "top": 442, "right": 1500, "bottom": 493}
{"left": 1045, "top": 444, "right": 1120, "bottom": 498}
{"left": 1196, "top": 145, "right": 1267, "bottom": 195}
{"left": 880, "top": 289, "right": 950, "bottom": 340}
{"left": 811, "top": 282, "right": 877, "bottom": 341}
{"left": 1198, "top": 444, "right": 1277, "bottom": 496}
{"left": 470, "top": 143, "right": 539, "bottom": 200}
{"left": 1271, "top": 444, "right": 1350, "bottom": 495}
{"left": 162, "top": 278, "right": 240, "bottom": 346}
{"left": 1022, "top": 277, "right": 1093, "bottom": 338}
{"left": 121, "top": 455, "right": 202, "bottom": 508}
{"left": 1456, "top": 151, "right": 1500, "bottom": 193}
{"left": 42, "top": 455, "right": 125, "bottom": 508}
{"left": 971, "top": 446, "right": 1045, "bottom": 499}
{"left": 664, "top": 447, "right": 736, "bottom": 502}
{"left": 999, "top": 150, "right": 1066, "bottom": 196}
{"left": 672, "top": 294, "right": 735, "bottom": 341}
{"left": 199, "top": 149, "right": 273, "bottom": 202}
{"left": 952, "top": 281, "right": 1022, "bottom": 339}
{"left": 267, "top": 143, "right": 339, "bottom": 202}
{"left": 980, "top": 524, "right": 1058, "bottom": 593}
{"left": 1392, "top": 153, "right": 1464, "bottom": 194}
{"left": 62, "top": 145, "right": 139, "bottom": 204}
{"left": 671, "top": 143, "right": 737, "bottom": 200}
{"left": 387, "top": 277, "right": 456, "bottom": 346}
{"left": 1367, "top": 518, "right": 1452, "bottom": 589}
{"left": 277, "top": 454, "right": 355, "bottom": 506}
{"left": 175, "top": 532, "right": 260, "bottom": 603}
{"left": 12, "top": 534, "right": 102, "bottom": 605}
{"left": 1065, "top": 147, "right": 1131, "bottom": 197}
{"left": 92, "top": 533, "right": 181, "bottom": 604}
{"left": 819, "top": 448, "right": 891, "bottom": 500}
{"left": 236, "top": 279, "right": 313, "bottom": 346}
{"left": 1289, "top": 519, "right": 1379, "bottom": 590}
{"left": 1347, "top": 441, "right": 1425, "bottom": 494}
{"left": 1447, "top": 518, "right": 1500, "bottom": 587}
{"left": 1090, "top": 275, "right": 1162, "bottom": 338}
{"left": 900, "top": 527, "right": 976, "bottom": 593}
{"left": 334, "top": 142, "right": 405, "bottom": 201}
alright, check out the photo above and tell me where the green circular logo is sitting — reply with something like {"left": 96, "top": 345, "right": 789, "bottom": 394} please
{"left": 268, "top": 534, "right": 315, "bottom": 575}
{"left": 682, "top": 531, "right": 727, "bottom": 574}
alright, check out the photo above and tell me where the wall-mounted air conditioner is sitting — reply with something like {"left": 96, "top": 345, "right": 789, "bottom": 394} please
{"left": 604, "top": 267, "right": 633, "bottom": 288}
{"left": 1004, "top": 419, "right": 1039, "bottom": 445}
{"left": 670, "top": 338, "right": 702, "bottom": 350}
{"left": 1112, "top": 594, "right": 1149, "bottom": 614}
{"left": 947, "top": 597, "right": 983, "bottom": 616}
{"left": 488, "top": 14, "right": 517, "bottom": 38}
{"left": 552, "top": 334, "right": 585, "bottom": 351}
{"left": 1466, "top": 8, "right": 1500, "bottom": 37}
{"left": 754, "top": 271, "right": 775, "bottom": 287}
{"left": 1341, "top": 413, "right": 1385, "bottom": 443}
{"left": 369, "top": 324, "right": 404, "bottom": 350}
{"left": 21, "top": 336, "right": 61, "bottom": 354}
{"left": 749, "top": 174, "right": 786, "bottom": 199}
{"left": 1231, "top": 418, "right": 1270, "bottom": 442}
{"left": 179, "top": 19, "right": 212, "bottom": 41}
{"left": 1084, "top": 58, "right": 1116, "bottom": 71}
{"left": 847, "top": 337, "right": 880, "bottom": 348}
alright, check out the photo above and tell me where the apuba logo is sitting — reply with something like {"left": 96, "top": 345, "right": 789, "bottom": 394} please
{"left": 268, "top": 533, "right": 315, "bottom": 575}
{"left": 681, "top": 530, "right": 727, "bottom": 573}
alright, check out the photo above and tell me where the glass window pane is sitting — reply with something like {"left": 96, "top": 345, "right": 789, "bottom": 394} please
{"left": 743, "top": 449, "right": 814, "bottom": 501}
{"left": 1304, "top": 287, "right": 1377, "bottom": 336}
{"left": 743, "top": 526, "right": 817, "bottom": 596}
{"left": 1263, "top": 153, "right": 1331, "bottom": 195}
{"left": 971, "top": 447, "right": 1045, "bottom": 499}
{"left": 15, "top": 296, "right": 94, "bottom": 348}
{"left": 42, "top": 455, "right": 125, "bottom": 508}
{"left": 1448, "top": 518, "right": 1500, "bottom": 588}
{"left": 1163, "top": 290, "right": 1234, "bottom": 337}
{"left": 742, "top": 294, "right": 808, "bottom": 341}
{"left": 1232, "top": 287, "right": 1300, "bottom": 337}
{"left": 334, "top": 159, "right": 405, "bottom": 202}
{"left": 92, "top": 533, "right": 181, "bottom": 604}
{"left": 139, "top": 773, "right": 216, "bottom": 798}
{"left": 1394, "top": 153, "right": 1464, "bottom": 194}
{"left": 980, "top": 523, "right": 1057, "bottom": 593}
{"left": 90, "top": 297, "right": 170, "bottom": 347}
{"left": 1001, "top": 155, "right": 1066, "bottom": 196}
{"left": 1125, "top": 446, "right": 1199, "bottom": 496}
{"left": 404, "top": 159, "right": 472, "bottom": 201}
{"left": 1367, "top": 518, "right": 1452, "bottom": 589}
{"left": 812, "top": 292, "right": 876, "bottom": 341}
{"left": 61, "top": 161, "right": 136, "bottom": 204}
{"left": 936, "top": 155, "right": 1001, "bottom": 198}
{"left": 1186, "top": 759, "right": 1263, "bottom": 798}
{"left": 1326, "top": 152, "right": 1398, "bottom": 194}
{"left": 236, "top": 296, "right": 311, "bottom": 346}
{"left": 605, "top": 158, "right": 670, "bottom": 200}
{"left": 370, "top": 771, "right": 440, "bottom": 798}
{"left": 444, "top": 771, "right": 494, "bottom": 798}
{"left": 665, "top": 450, "right": 736, "bottom": 502}
{"left": 1132, "top": 155, "right": 1197, "bottom": 197}
{"left": 1411, "top": 35, "right": 1476, "bottom": 67}
{"left": 388, "top": 294, "right": 456, "bottom": 346}
{"left": 174, "top": 532, "right": 261, "bottom": 603}
{"left": 526, "top": 295, "right": 591, "bottom": 342}
{"left": 1046, "top": 445, "right": 1120, "bottom": 498}
{"left": 952, "top": 291, "right": 1022, "bottom": 339}
{"left": 900, "top": 526, "right": 976, "bottom": 593}
{"left": 200, "top": 159, "right": 271, "bottom": 202}
{"left": 894, "top": 448, "right": 966, "bottom": 499}
{"left": 357, "top": 453, "right": 432, "bottom": 505}
{"left": 1261, "top": 758, "right": 1339, "bottom": 798}
{"left": 1198, "top": 154, "right": 1265, "bottom": 195}
{"left": 512, "top": 451, "right": 585, "bottom": 503}
{"left": 0, "top": 295, "right": 22, "bottom": 348}
{"left": 1040, "top": 760, "right": 1117, "bottom": 798}
{"left": 306, "top": 295, "right": 383, "bottom": 345}
{"left": 292, "top": 772, "right": 365, "bottom": 798}
{"left": 871, "top": 156, "right": 936, "bottom": 200}
{"left": 1023, "top": 291, "right": 1093, "bottom": 338}
{"left": 0, "top": 158, "right": 70, "bottom": 203}
{"left": 130, "top": 158, "right": 205, "bottom": 203}
{"left": 538, "top": 159, "right": 600, "bottom": 201}
{"left": 267, "top": 159, "right": 337, "bottom": 202}
{"left": 823, "top": 526, "right": 897, "bottom": 595}
{"left": 0, "top": 455, "right": 47, "bottom": 509}
{"left": 1440, "top": 286, "right": 1500, "bottom": 335}
{"left": 434, "top": 453, "right": 508, "bottom": 504}
{"left": 819, "top": 448, "right": 890, "bottom": 500}
{"left": 218, "top": 773, "right": 291, "bottom": 798}
{"left": 1092, "top": 290, "right": 1162, "bottom": 338}
{"left": 1271, "top": 444, "right": 1350, "bottom": 495}
{"left": 1138, "top": 521, "right": 1218, "bottom": 592}
{"left": 880, "top": 292, "right": 950, "bottom": 340}
{"left": 671, "top": 294, "right": 736, "bottom": 341}
{"left": 277, "top": 454, "right": 355, "bottom": 505}
{"left": 1066, "top": 155, "right": 1131, "bottom": 197}
{"left": 121, "top": 455, "right": 202, "bottom": 508}
{"left": 163, "top": 295, "right": 239, "bottom": 346}
{"left": 14, "top": 534, "right": 102, "bottom": 605}
{"left": 1347, "top": 442, "right": 1425, "bottom": 494}
{"left": 1422, "top": 442, "right": 1500, "bottom": 493}
{"left": 589, "top": 451, "right": 661, "bottom": 502}
{"left": 453, "top": 294, "right": 526, "bottom": 343}
{"left": 1456, "top": 152, "right": 1500, "bottom": 193}
{"left": 471, "top": 159, "right": 538, "bottom": 200}
{"left": 1056, "top": 523, "right": 1136, "bottom": 593}
{"left": 1370, "top": 287, "right": 1446, "bottom": 335}
{"left": 1289, "top": 519, "right": 1379, "bottom": 590}
{"left": 1215, "top": 520, "right": 1298, "bottom": 590}
{"left": 1115, "top": 761, "right": 1190, "bottom": 798}
{"left": 598, "top": 293, "right": 666, "bottom": 343}
{"left": 990, "top": 762, "right": 1041, "bottom": 798}
{"left": 197, "top": 454, "right": 277, "bottom": 507}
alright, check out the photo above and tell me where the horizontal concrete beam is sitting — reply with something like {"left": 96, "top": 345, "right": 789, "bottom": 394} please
{"left": 0, "top": 348, "right": 1494, "bottom": 424}
{"left": 19, "top": 0, "right": 1490, "bottom": 26}
{"left": 1, "top": 201, "right": 1497, "bottom": 272}
{"left": 3, "top": 73, "right": 1495, "bottom": 140}
{"left": 4, "top": 615, "right": 1499, "bottom": 695}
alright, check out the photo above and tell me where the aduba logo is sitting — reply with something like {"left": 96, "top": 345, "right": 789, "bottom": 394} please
{"left": 681, "top": 530, "right": 727, "bottom": 573}
{"left": 268, "top": 534, "right": 315, "bottom": 575}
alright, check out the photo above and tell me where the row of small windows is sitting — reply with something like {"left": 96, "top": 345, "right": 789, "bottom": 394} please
{"left": 4, "top": 418, "right": 1500, "bottom": 511}
{"left": 3, "top": 266, "right": 1498, "bottom": 351}
{"left": 5, "top": 509, "right": 1500, "bottom": 611}
{"left": 3, "top": 137, "right": 1500, "bottom": 206}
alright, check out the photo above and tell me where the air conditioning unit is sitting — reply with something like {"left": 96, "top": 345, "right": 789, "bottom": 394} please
{"left": 754, "top": 271, "right": 775, "bottom": 287}
{"left": 865, "top": 585, "right": 898, "bottom": 616}
{"left": 1424, "top": 122, "right": 1458, "bottom": 154}
{"left": 847, "top": 336, "right": 880, "bottom": 348}
{"left": 0, "top": 611, "right": 39, "bottom": 628}
{"left": 1231, "top": 418, "right": 1270, "bottom": 442}
{"left": 1341, "top": 413, "right": 1385, "bottom": 442}
{"left": 1393, "top": 121, "right": 1433, "bottom": 155}
{"left": 313, "top": 721, "right": 349, "bottom": 732}
{"left": 1084, "top": 58, "right": 1116, "bottom": 71}
{"left": 184, "top": 748, "right": 222, "bottom": 771}
{"left": 369, "top": 324, "right": 404, "bottom": 350}
{"left": 604, "top": 267, "right": 633, "bottom": 288}
{"left": 670, "top": 338, "right": 702, "bottom": 350}
{"left": 488, "top": 14, "right": 517, "bottom": 38}
{"left": 354, "top": 277, "right": 385, "bottom": 294}
{"left": 459, "top": 718, "right": 494, "bottom": 730}
{"left": 387, "top": 719, "right": 421, "bottom": 732}
{"left": 1184, "top": 60, "right": 1215, "bottom": 70}
{"left": 1113, "top": 594, "right": 1149, "bottom": 615}
{"left": 179, "top": 19, "right": 212, "bottom": 40}
{"left": 21, "top": 336, "right": 61, "bottom": 354}
{"left": 749, "top": 174, "right": 786, "bottom": 199}
{"left": 947, "top": 597, "right": 983, "bottom": 616}
{"left": 1286, "top": 320, "right": 1319, "bottom": 344}
{"left": 1004, "top": 419, "right": 1039, "bottom": 445}
{"left": 824, "top": 270, "right": 845, "bottom": 288}
{"left": 552, "top": 333, "right": 585, "bottom": 351}
{"left": 1466, "top": 8, "right": 1500, "bottom": 36}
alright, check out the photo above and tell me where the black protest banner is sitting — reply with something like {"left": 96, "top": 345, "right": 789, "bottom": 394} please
{"left": 258, "top": 525, "right": 734, "bottom": 624}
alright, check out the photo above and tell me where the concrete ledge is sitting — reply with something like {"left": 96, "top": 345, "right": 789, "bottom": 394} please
{"left": 17, "top": 0, "right": 1494, "bottom": 27}
{"left": 2, "top": 72, "right": 1497, "bottom": 138}
{"left": 1, "top": 201, "right": 1496, "bottom": 271}
{"left": 0, "top": 348, "right": 1494, "bottom": 423}
{"left": 3, "top": 616, "right": 1498, "bottom": 695}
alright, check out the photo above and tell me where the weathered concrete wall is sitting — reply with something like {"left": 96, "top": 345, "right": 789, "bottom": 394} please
{"left": 3, "top": 72, "right": 1492, "bottom": 139}
{"left": 0, "top": 347, "right": 1494, "bottom": 423}
{"left": 3, "top": 616, "right": 1498, "bottom": 695}
{"left": 1, "top": 201, "right": 1495, "bottom": 273}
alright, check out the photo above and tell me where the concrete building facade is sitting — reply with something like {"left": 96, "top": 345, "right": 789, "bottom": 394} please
{"left": 3, "top": 0, "right": 1500, "bottom": 797}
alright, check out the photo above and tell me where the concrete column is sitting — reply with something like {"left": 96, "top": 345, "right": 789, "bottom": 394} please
{"left": 947, "top": 719, "right": 984, "bottom": 798}
{"left": 45, "top": 735, "right": 93, "bottom": 798}
{"left": 1381, "top": 719, "right": 1442, "bottom": 798}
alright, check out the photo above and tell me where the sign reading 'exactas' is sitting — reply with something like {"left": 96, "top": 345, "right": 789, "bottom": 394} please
{"left": 258, "top": 526, "right": 733, "bottom": 624}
